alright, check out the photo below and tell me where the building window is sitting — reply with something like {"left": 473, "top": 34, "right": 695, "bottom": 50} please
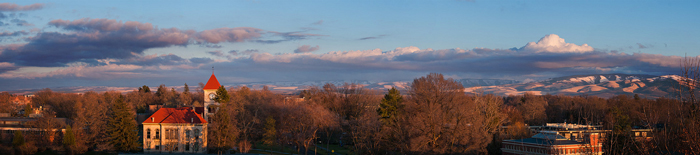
{"left": 155, "top": 129, "right": 160, "bottom": 139}
{"left": 208, "top": 106, "right": 216, "bottom": 113}
{"left": 186, "top": 142, "right": 190, "bottom": 151}
{"left": 155, "top": 145, "right": 160, "bottom": 150}
{"left": 175, "top": 129, "right": 179, "bottom": 140}
{"left": 164, "top": 129, "right": 179, "bottom": 140}
{"left": 186, "top": 130, "right": 191, "bottom": 139}
{"left": 164, "top": 129, "right": 169, "bottom": 139}
{"left": 194, "top": 129, "right": 200, "bottom": 141}
{"left": 194, "top": 142, "right": 199, "bottom": 151}
{"left": 146, "top": 129, "right": 151, "bottom": 139}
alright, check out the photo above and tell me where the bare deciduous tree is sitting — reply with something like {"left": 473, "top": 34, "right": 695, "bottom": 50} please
{"left": 402, "top": 73, "right": 490, "bottom": 154}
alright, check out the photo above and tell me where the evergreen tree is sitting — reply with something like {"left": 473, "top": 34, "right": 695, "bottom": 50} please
{"left": 23, "top": 104, "right": 31, "bottom": 117}
{"left": 180, "top": 83, "right": 192, "bottom": 106}
{"left": 210, "top": 105, "right": 235, "bottom": 154}
{"left": 107, "top": 96, "right": 140, "bottom": 152}
{"left": 12, "top": 131, "right": 24, "bottom": 147}
{"left": 141, "top": 85, "right": 150, "bottom": 93}
{"left": 13, "top": 131, "right": 26, "bottom": 155}
{"left": 184, "top": 83, "right": 190, "bottom": 94}
{"left": 215, "top": 86, "right": 230, "bottom": 103}
{"left": 262, "top": 116, "right": 277, "bottom": 146}
{"left": 63, "top": 125, "right": 76, "bottom": 155}
{"left": 378, "top": 87, "right": 403, "bottom": 125}
{"left": 156, "top": 85, "right": 166, "bottom": 98}
{"left": 604, "top": 107, "right": 635, "bottom": 154}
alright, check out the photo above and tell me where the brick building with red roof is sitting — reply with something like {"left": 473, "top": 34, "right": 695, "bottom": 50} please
{"left": 502, "top": 131, "right": 602, "bottom": 155}
{"left": 143, "top": 107, "right": 207, "bottom": 153}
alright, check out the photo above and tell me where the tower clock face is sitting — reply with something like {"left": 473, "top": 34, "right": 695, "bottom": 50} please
{"left": 209, "top": 93, "right": 216, "bottom": 100}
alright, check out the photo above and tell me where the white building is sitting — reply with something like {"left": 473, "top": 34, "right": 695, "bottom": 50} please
{"left": 142, "top": 107, "right": 207, "bottom": 153}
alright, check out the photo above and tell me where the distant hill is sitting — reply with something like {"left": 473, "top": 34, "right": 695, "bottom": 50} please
{"left": 239, "top": 78, "right": 519, "bottom": 94}
{"left": 6, "top": 74, "right": 692, "bottom": 99}
{"left": 464, "top": 74, "right": 689, "bottom": 99}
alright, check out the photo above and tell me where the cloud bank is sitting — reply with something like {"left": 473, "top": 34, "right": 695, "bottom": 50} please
{"left": 0, "top": 18, "right": 321, "bottom": 68}
{"left": 0, "top": 17, "right": 691, "bottom": 92}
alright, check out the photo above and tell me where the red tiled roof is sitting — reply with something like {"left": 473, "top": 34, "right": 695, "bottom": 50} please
{"left": 203, "top": 74, "right": 221, "bottom": 90}
{"left": 143, "top": 107, "right": 207, "bottom": 124}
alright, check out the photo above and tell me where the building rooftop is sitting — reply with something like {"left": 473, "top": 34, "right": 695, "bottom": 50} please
{"left": 503, "top": 130, "right": 594, "bottom": 146}
{"left": 528, "top": 123, "right": 603, "bottom": 131}
{"left": 532, "top": 131, "right": 569, "bottom": 140}
{"left": 143, "top": 107, "right": 207, "bottom": 124}
{"left": 504, "top": 138, "right": 584, "bottom": 146}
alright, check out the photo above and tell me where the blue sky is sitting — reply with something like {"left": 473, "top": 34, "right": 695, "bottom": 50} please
{"left": 0, "top": 1, "right": 698, "bottom": 91}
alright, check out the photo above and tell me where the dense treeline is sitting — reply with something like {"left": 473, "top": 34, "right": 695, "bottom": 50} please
{"left": 0, "top": 83, "right": 204, "bottom": 155}
{"left": 0, "top": 71, "right": 698, "bottom": 154}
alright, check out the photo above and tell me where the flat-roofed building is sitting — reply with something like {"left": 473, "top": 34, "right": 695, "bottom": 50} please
{"left": 0, "top": 117, "right": 67, "bottom": 144}
{"left": 502, "top": 131, "right": 602, "bottom": 155}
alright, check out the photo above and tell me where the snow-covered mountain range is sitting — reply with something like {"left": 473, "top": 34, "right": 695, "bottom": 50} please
{"left": 239, "top": 78, "right": 519, "bottom": 94}
{"left": 464, "top": 74, "right": 688, "bottom": 98}
{"left": 6, "top": 74, "right": 690, "bottom": 99}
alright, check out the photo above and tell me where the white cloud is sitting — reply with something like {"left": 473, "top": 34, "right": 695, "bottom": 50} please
{"left": 519, "top": 34, "right": 594, "bottom": 53}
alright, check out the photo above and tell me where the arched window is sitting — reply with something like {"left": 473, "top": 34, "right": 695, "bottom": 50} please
{"left": 146, "top": 129, "right": 151, "bottom": 139}
{"left": 155, "top": 129, "right": 160, "bottom": 139}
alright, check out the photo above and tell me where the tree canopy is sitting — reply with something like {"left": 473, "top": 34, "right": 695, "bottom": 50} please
{"left": 107, "top": 96, "right": 139, "bottom": 152}
{"left": 215, "top": 86, "right": 231, "bottom": 103}
{"left": 378, "top": 87, "right": 403, "bottom": 125}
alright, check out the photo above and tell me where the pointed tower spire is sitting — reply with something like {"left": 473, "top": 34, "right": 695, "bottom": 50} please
{"left": 203, "top": 72, "right": 221, "bottom": 90}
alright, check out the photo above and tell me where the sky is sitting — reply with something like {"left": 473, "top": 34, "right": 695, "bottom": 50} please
{"left": 0, "top": 0, "right": 698, "bottom": 91}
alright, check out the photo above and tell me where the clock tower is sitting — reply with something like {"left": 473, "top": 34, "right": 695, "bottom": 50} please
{"left": 202, "top": 73, "right": 221, "bottom": 121}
